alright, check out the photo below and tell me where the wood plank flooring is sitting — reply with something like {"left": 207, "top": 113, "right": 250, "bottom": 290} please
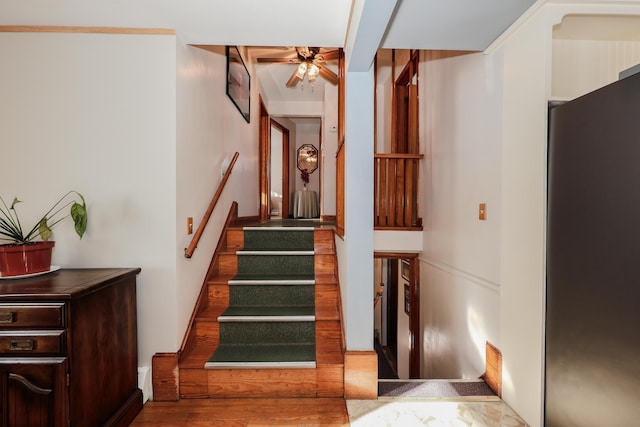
{"left": 130, "top": 397, "right": 349, "bottom": 426}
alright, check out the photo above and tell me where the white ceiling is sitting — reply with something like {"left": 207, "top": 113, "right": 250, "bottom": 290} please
{"left": 0, "top": 0, "right": 538, "bottom": 106}
{"left": 0, "top": 0, "right": 537, "bottom": 51}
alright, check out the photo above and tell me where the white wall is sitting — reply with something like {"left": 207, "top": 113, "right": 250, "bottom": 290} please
{"left": 0, "top": 33, "right": 261, "bottom": 401}
{"left": 375, "top": 49, "right": 393, "bottom": 153}
{"left": 322, "top": 84, "right": 338, "bottom": 216}
{"left": 419, "top": 50, "right": 502, "bottom": 380}
{"left": 0, "top": 31, "right": 177, "bottom": 375}
{"left": 175, "top": 42, "right": 259, "bottom": 378}
{"left": 552, "top": 38, "right": 640, "bottom": 99}
{"left": 491, "top": 3, "right": 640, "bottom": 426}
{"left": 270, "top": 126, "right": 283, "bottom": 214}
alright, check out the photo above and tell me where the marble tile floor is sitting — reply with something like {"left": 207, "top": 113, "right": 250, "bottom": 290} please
{"left": 347, "top": 398, "right": 529, "bottom": 427}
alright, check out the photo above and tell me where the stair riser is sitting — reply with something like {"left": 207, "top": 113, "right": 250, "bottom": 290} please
{"left": 215, "top": 253, "right": 237, "bottom": 276}
{"left": 219, "top": 321, "right": 315, "bottom": 345}
{"left": 314, "top": 284, "right": 338, "bottom": 320}
{"left": 225, "top": 229, "right": 244, "bottom": 250}
{"left": 237, "top": 254, "right": 314, "bottom": 276}
{"left": 179, "top": 365, "right": 344, "bottom": 399}
{"left": 243, "top": 230, "right": 314, "bottom": 250}
{"left": 229, "top": 284, "right": 314, "bottom": 307}
{"left": 314, "top": 229, "right": 336, "bottom": 253}
{"left": 207, "top": 284, "right": 229, "bottom": 308}
{"left": 195, "top": 321, "right": 219, "bottom": 347}
{"left": 314, "top": 254, "right": 336, "bottom": 276}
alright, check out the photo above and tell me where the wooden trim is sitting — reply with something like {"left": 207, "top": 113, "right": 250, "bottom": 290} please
{"left": 409, "top": 257, "right": 420, "bottom": 378}
{"left": 374, "top": 153, "right": 424, "bottom": 159}
{"left": 180, "top": 202, "right": 238, "bottom": 356}
{"left": 184, "top": 152, "right": 239, "bottom": 258}
{"left": 374, "top": 252, "right": 419, "bottom": 260}
{"left": 0, "top": 26, "right": 175, "bottom": 35}
{"left": 374, "top": 252, "right": 421, "bottom": 378}
{"left": 259, "top": 97, "right": 270, "bottom": 221}
{"left": 321, "top": 215, "right": 336, "bottom": 222}
{"left": 151, "top": 353, "right": 179, "bottom": 401}
{"left": 374, "top": 226, "right": 423, "bottom": 231}
{"left": 336, "top": 49, "right": 345, "bottom": 237}
{"left": 271, "top": 119, "right": 290, "bottom": 218}
{"left": 391, "top": 49, "right": 397, "bottom": 153}
{"left": 335, "top": 143, "right": 345, "bottom": 237}
{"left": 337, "top": 49, "right": 345, "bottom": 152}
{"left": 344, "top": 351, "right": 377, "bottom": 399}
{"left": 318, "top": 118, "right": 323, "bottom": 217}
{"left": 483, "top": 341, "right": 503, "bottom": 397}
{"left": 374, "top": 54, "right": 378, "bottom": 153}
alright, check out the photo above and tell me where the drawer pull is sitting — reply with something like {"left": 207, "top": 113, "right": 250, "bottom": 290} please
{"left": 9, "top": 339, "right": 34, "bottom": 351}
{"left": 0, "top": 311, "right": 14, "bottom": 323}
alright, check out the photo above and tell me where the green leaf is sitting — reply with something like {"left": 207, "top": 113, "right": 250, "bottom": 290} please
{"left": 10, "top": 197, "right": 21, "bottom": 210}
{"left": 70, "top": 202, "right": 87, "bottom": 238}
{"left": 38, "top": 218, "right": 52, "bottom": 241}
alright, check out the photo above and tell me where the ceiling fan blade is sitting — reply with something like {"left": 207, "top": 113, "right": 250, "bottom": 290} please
{"left": 286, "top": 68, "right": 303, "bottom": 87}
{"left": 257, "top": 57, "right": 299, "bottom": 63}
{"left": 318, "top": 66, "right": 339, "bottom": 85}
{"left": 317, "top": 50, "right": 339, "bottom": 61}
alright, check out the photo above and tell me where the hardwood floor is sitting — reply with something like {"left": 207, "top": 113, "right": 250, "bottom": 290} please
{"left": 130, "top": 397, "right": 350, "bottom": 426}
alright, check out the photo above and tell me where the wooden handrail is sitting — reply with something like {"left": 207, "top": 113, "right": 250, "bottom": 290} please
{"left": 184, "top": 152, "right": 239, "bottom": 258}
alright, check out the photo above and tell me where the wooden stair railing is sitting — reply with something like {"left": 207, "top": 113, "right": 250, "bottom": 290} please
{"left": 185, "top": 152, "right": 239, "bottom": 258}
{"left": 374, "top": 153, "right": 424, "bottom": 229}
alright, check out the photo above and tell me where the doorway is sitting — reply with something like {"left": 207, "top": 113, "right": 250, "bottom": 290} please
{"left": 259, "top": 115, "right": 323, "bottom": 221}
{"left": 374, "top": 253, "right": 420, "bottom": 379}
{"left": 270, "top": 119, "right": 290, "bottom": 218}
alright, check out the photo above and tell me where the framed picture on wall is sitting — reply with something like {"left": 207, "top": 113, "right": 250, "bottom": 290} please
{"left": 226, "top": 46, "right": 250, "bottom": 123}
{"left": 404, "top": 283, "right": 410, "bottom": 314}
{"left": 401, "top": 259, "right": 410, "bottom": 281}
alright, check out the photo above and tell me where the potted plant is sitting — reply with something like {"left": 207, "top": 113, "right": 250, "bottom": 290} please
{"left": 0, "top": 191, "right": 87, "bottom": 277}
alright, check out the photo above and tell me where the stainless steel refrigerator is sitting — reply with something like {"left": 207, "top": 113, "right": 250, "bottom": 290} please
{"left": 546, "top": 70, "right": 640, "bottom": 426}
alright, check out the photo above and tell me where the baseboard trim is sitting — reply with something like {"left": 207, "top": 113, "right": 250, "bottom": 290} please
{"left": 344, "top": 350, "right": 377, "bottom": 399}
{"left": 151, "top": 352, "right": 179, "bottom": 401}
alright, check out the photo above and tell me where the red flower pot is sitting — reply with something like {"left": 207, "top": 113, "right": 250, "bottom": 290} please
{"left": 0, "top": 241, "right": 55, "bottom": 277}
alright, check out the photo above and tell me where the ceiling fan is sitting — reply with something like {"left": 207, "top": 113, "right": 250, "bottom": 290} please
{"left": 257, "top": 47, "right": 339, "bottom": 88}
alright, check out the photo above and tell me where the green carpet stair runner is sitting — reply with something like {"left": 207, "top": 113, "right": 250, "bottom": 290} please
{"left": 205, "top": 226, "right": 316, "bottom": 369}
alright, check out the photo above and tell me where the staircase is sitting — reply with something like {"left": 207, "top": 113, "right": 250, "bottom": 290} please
{"left": 177, "top": 220, "right": 344, "bottom": 398}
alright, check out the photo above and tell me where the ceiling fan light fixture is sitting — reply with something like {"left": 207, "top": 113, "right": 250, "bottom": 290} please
{"left": 296, "top": 62, "right": 308, "bottom": 78}
{"left": 308, "top": 63, "right": 320, "bottom": 78}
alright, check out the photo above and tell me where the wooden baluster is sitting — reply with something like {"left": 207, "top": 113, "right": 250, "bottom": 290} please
{"left": 394, "top": 158, "right": 405, "bottom": 226}
{"left": 404, "top": 158, "right": 414, "bottom": 227}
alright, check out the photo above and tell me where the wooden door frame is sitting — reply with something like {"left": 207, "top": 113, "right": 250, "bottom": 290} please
{"left": 270, "top": 118, "right": 290, "bottom": 218}
{"left": 259, "top": 96, "right": 270, "bottom": 220}
{"left": 374, "top": 251, "right": 420, "bottom": 378}
{"left": 392, "top": 50, "right": 419, "bottom": 155}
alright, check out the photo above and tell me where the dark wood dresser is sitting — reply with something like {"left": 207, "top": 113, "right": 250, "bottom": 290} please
{"left": 0, "top": 268, "right": 142, "bottom": 427}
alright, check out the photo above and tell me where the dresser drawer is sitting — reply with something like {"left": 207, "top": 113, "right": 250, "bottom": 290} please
{"left": 0, "top": 330, "right": 65, "bottom": 355}
{"left": 0, "top": 303, "right": 65, "bottom": 329}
